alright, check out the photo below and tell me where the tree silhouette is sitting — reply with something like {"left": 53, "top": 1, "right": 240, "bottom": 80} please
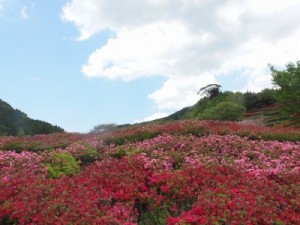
{"left": 197, "top": 84, "right": 221, "bottom": 99}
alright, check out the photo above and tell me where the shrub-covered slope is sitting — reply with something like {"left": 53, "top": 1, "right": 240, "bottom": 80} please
{"left": 1, "top": 120, "right": 299, "bottom": 224}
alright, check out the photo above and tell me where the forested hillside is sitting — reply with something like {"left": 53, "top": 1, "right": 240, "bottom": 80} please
{"left": 159, "top": 88, "right": 279, "bottom": 125}
{"left": 159, "top": 61, "right": 300, "bottom": 128}
{"left": 0, "top": 99, "right": 64, "bottom": 136}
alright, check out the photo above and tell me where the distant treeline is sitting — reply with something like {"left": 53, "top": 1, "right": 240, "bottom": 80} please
{"left": 162, "top": 88, "right": 277, "bottom": 122}
{"left": 158, "top": 60, "right": 300, "bottom": 127}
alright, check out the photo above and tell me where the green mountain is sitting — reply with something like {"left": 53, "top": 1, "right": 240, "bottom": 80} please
{"left": 0, "top": 99, "right": 64, "bottom": 136}
{"left": 157, "top": 88, "right": 288, "bottom": 127}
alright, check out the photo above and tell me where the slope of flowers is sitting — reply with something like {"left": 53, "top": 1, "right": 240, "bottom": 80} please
{"left": 102, "top": 120, "right": 300, "bottom": 145}
{"left": 0, "top": 133, "right": 89, "bottom": 152}
{"left": 122, "top": 134, "right": 300, "bottom": 176}
{"left": 0, "top": 120, "right": 299, "bottom": 224}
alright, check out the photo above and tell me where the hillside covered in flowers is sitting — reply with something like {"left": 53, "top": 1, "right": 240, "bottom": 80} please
{"left": 0, "top": 120, "right": 299, "bottom": 224}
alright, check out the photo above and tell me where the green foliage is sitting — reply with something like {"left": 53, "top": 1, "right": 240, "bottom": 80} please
{"left": 78, "top": 146, "right": 99, "bottom": 165}
{"left": 137, "top": 205, "right": 170, "bottom": 225}
{"left": 236, "top": 130, "right": 300, "bottom": 142}
{"left": 243, "top": 89, "right": 277, "bottom": 111}
{"left": 243, "top": 92, "right": 259, "bottom": 111}
{"left": 159, "top": 87, "right": 282, "bottom": 126}
{"left": 228, "top": 92, "right": 245, "bottom": 105}
{"left": 184, "top": 92, "right": 233, "bottom": 119}
{"left": 1, "top": 141, "right": 52, "bottom": 153}
{"left": 260, "top": 89, "right": 277, "bottom": 105}
{"left": 109, "top": 149, "right": 128, "bottom": 159}
{"left": 128, "top": 149, "right": 142, "bottom": 156}
{"left": 259, "top": 132, "right": 300, "bottom": 142}
{"left": 179, "top": 125, "right": 210, "bottom": 137}
{"left": 270, "top": 220, "right": 284, "bottom": 225}
{"left": 2, "top": 141, "right": 23, "bottom": 153}
{"left": 0, "top": 215, "right": 18, "bottom": 225}
{"left": 103, "top": 131, "right": 160, "bottom": 146}
{"left": 23, "top": 120, "right": 64, "bottom": 136}
{"left": 26, "top": 142, "right": 52, "bottom": 152}
{"left": 214, "top": 218, "right": 227, "bottom": 225}
{"left": 270, "top": 61, "right": 300, "bottom": 125}
{"left": 43, "top": 152, "right": 80, "bottom": 178}
{"left": 200, "top": 102, "right": 246, "bottom": 121}
{"left": 171, "top": 152, "right": 184, "bottom": 169}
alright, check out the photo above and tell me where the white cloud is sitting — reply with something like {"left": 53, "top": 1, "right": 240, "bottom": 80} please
{"left": 21, "top": 5, "right": 28, "bottom": 19}
{"left": 20, "top": 3, "right": 34, "bottom": 20}
{"left": 149, "top": 75, "right": 217, "bottom": 111}
{"left": 0, "top": 0, "right": 4, "bottom": 13}
{"left": 62, "top": 0, "right": 300, "bottom": 111}
{"left": 82, "top": 22, "right": 194, "bottom": 81}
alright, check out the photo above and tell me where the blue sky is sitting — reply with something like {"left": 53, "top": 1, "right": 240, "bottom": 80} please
{"left": 1, "top": 0, "right": 300, "bottom": 132}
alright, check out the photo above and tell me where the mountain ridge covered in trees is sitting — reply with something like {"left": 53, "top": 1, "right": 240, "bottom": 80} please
{"left": 157, "top": 88, "right": 278, "bottom": 124}
{"left": 152, "top": 61, "right": 300, "bottom": 127}
{"left": 0, "top": 99, "right": 64, "bottom": 136}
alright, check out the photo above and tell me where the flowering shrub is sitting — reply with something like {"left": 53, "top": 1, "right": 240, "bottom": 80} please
{"left": 0, "top": 151, "right": 47, "bottom": 221}
{"left": 0, "top": 120, "right": 299, "bottom": 224}
{"left": 1, "top": 157, "right": 146, "bottom": 224}
{"left": 116, "top": 134, "right": 300, "bottom": 177}
{"left": 101, "top": 120, "right": 300, "bottom": 145}
{"left": 0, "top": 133, "right": 87, "bottom": 152}
{"left": 61, "top": 141, "right": 103, "bottom": 165}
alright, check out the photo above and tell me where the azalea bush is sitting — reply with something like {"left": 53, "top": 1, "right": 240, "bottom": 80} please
{"left": 0, "top": 120, "right": 299, "bottom": 224}
{"left": 101, "top": 120, "right": 300, "bottom": 145}
{"left": 0, "top": 133, "right": 87, "bottom": 152}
